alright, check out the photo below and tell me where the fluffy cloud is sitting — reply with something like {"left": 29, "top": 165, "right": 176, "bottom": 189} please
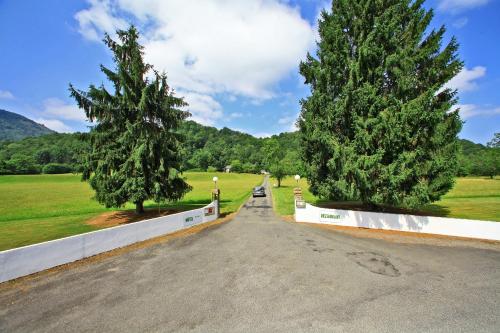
{"left": 43, "top": 98, "right": 87, "bottom": 121}
{"left": 35, "top": 118, "right": 74, "bottom": 133}
{"left": 75, "top": 0, "right": 315, "bottom": 125}
{"left": 278, "top": 114, "right": 299, "bottom": 132}
{"left": 228, "top": 112, "right": 243, "bottom": 119}
{"left": 31, "top": 98, "right": 86, "bottom": 133}
{"left": 278, "top": 115, "right": 296, "bottom": 125}
{"left": 438, "top": 0, "right": 490, "bottom": 12}
{"left": 452, "top": 17, "right": 468, "bottom": 28}
{"left": 456, "top": 104, "right": 500, "bottom": 119}
{"left": 444, "top": 66, "right": 486, "bottom": 92}
{"left": 75, "top": 0, "right": 127, "bottom": 41}
{"left": 0, "top": 90, "right": 14, "bottom": 99}
{"left": 179, "top": 91, "right": 223, "bottom": 126}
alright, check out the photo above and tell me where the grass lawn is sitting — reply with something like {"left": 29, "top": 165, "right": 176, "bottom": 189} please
{"left": 0, "top": 172, "right": 263, "bottom": 251}
{"left": 271, "top": 176, "right": 500, "bottom": 222}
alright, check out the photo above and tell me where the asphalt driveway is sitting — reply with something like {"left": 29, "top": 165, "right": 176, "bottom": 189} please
{"left": 1, "top": 179, "right": 499, "bottom": 332}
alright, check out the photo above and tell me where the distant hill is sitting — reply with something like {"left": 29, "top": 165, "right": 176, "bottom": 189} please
{"left": 0, "top": 109, "right": 55, "bottom": 141}
{"left": 458, "top": 138, "right": 486, "bottom": 156}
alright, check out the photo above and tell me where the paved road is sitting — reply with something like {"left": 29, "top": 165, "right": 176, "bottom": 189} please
{"left": 1, "top": 179, "right": 499, "bottom": 332}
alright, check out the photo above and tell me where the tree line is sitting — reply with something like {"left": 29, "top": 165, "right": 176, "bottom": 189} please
{"left": 0, "top": 122, "right": 303, "bottom": 177}
{"left": 0, "top": 126, "right": 497, "bottom": 179}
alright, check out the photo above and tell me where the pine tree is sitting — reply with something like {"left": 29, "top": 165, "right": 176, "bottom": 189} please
{"left": 299, "top": 0, "right": 463, "bottom": 209}
{"left": 70, "top": 26, "right": 191, "bottom": 214}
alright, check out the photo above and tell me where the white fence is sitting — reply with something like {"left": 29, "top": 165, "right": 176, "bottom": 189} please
{"left": 0, "top": 202, "right": 218, "bottom": 283}
{"left": 295, "top": 200, "right": 500, "bottom": 241}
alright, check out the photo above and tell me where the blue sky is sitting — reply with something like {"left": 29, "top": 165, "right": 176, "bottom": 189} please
{"left": 0, "top": 0, "right": 498, "bottom": 144}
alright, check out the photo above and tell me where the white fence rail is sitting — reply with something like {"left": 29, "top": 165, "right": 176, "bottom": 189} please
{"left": 295, "top": 200, "right": 500, "bottom": 241}
{"left": 0, "top": 202, "right": 218, "bottom": 283}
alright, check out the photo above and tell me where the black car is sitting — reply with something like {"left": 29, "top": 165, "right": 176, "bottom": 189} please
{"left": 252, "top": 186, "right": 266, "bottom": 197}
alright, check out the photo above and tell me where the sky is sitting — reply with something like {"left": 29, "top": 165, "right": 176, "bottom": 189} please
{"left": 0, "top": 0, "right": 498, "bottom": 144}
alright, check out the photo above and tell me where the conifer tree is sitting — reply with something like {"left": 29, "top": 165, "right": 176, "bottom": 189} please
{"left": 299, "top": 0, "right": 463, "bottom": 209}
{"left": 70, "top": 26, "right": 191, "bottom": 213}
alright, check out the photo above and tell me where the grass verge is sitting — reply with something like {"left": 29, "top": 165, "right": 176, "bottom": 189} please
{"left": 0, "top": 172, "right": 263, "bottom": 250}
{"left": 270, "top": 176, "right": 500, "bottom": 222}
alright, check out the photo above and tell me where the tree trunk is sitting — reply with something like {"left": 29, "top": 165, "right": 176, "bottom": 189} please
{"left": 135, "top": 201, "right": 144, "bottom": 214}
{"left": 278, "top": 178, "right": 281, "bottom": 187}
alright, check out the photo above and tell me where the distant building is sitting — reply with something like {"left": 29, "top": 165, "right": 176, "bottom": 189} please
{"left": 225, "top": 165, "right": 232, "bottom": 173}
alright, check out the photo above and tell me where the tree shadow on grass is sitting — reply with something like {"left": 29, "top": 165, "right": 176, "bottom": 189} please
{"left": 87, "top": 208, "right": 181, "bottom": 228}
{"left": 317, "top": 201, "right": 451, "bottom": 218}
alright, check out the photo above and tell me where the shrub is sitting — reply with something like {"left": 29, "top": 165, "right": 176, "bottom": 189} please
{"left": 206, "top": 166, "right": 218, "bottom": 172}
{"left": 5, "top": 155, "right": 40, "bottom": 174}
{"left": 42, "top": 163, "right": 73, "bottom": 174}
{"left": 185, "top": 168, "right": 205, "bottom": 172}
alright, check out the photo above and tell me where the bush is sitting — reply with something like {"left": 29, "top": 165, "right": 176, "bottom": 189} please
{"left": 185, "top": 168, "right": 206, "bottom": 172}
{"left": 5, "top": 155, "right": 40, "bottom": 174}
{"left": 206, "top": 166, "right": 218, "bottom": 172}
{"left": 42, "top": 163, "right": 73, "bottom": 174}
{"left": 231, "top": 159, "right": 243, "bottom": 173}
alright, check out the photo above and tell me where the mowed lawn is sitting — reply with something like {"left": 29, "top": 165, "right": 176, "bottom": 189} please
{"left": 0, "top": 172, "right": 263, "bottom": 251}
{"left": 271, "top": 176, "right": 500, "bottom": 222}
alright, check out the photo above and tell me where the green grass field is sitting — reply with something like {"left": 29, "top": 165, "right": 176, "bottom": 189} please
{"left": 271, "top": 176, "right": 500, "bottom": 222}
{"left": 0, "top": 172, "right": 263, "bottom": 251}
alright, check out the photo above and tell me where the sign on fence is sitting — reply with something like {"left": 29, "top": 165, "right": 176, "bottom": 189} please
{"left": 183, "top": 214, "right": 203, "bottom": 227}
{"left": 319, "top": 211, "right": 342, "bottom": 223}
{"left": 204, "top": 207, "right": 215, "bottom": 216}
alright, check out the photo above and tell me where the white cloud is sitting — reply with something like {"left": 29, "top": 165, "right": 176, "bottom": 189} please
{"left": 75, "top": 0, "right": 128, "bottom": 41}
{"left": 43, "top": 98, "right": 87, "bottom": 121}
{"left": 180, "top": 91, "right": 223, "bottom": 126}
{"left": 455, "top": 104, "right": 500, "bottom": 119}
{"left": 278, "top": 115, "right": 296, "bottom": 125}
{"left": 30, "top": 98, "right": 86, "bottom": 133}
{"left": 252, "top": 132, "right": 273, "bottom": 138}
{"left": 444, "top": 66, "right": 486, "bottom": 92}
{"left": 278, "top": 114, "right": 298, "bottom": 132}
{"left": 438, "top": 0, "right": 490, "bottom": 13}
{"left": 228, "top": 112, "right": 243, "bottom": 119}
{"left": 0, "top": 90, "right": 14, "bottom": 100}
{"left": 35, "top": 118, "right": 74, "bottom": 133}
{"left": 452, "top": 17, "right": 468, "bottom": 28}
{"left": 75, "top": 0, "right": 315, "bottom": 125}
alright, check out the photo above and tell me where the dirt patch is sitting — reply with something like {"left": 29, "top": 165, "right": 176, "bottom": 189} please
{"left": 86, "top": 208, "right": 180, "bottom": 228}
{"left": 303, "top": 223, "right": 500, "bottom": 250}
{"left": 347, "top": 251, "right": 400, "bottom": 277}
{"left": 280, "top": 215, "right": 295, "bottom": 223}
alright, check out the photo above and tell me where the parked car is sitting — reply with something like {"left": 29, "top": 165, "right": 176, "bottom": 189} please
{"left": 252, "top": 186, "right": 266, "bottom": 197}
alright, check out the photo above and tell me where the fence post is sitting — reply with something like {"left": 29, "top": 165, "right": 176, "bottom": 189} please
{"left": 212, "top": 189, "right": 220, "bottom": 217}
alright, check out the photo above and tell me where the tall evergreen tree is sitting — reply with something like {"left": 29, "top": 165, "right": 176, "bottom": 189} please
{"left": 299, "top": 0, "right": 463, "bottom": 209}
{"left": 70, "top": 26, "right": 191, "bottom": 213}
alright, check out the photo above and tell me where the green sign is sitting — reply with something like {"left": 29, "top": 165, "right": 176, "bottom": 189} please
{"left": 320, "top": 211, "right": 342, "bottom": 222}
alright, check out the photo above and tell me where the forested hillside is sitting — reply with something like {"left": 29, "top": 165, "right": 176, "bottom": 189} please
{"left": 0, "top": 133, "right": 87, "bottom": 174}
{"left": 0, "top": 113, "right": 497, "bottom": 178}
{"left": 0, "top": 120, "right": 300, "bottom": 175}
{"left": 0, "top": 109, "right": 54, "bottom": 141}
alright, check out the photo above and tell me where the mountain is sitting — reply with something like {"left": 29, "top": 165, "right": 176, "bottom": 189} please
{"left": 0, "top": 109, "right": 55, "bottom": 141}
